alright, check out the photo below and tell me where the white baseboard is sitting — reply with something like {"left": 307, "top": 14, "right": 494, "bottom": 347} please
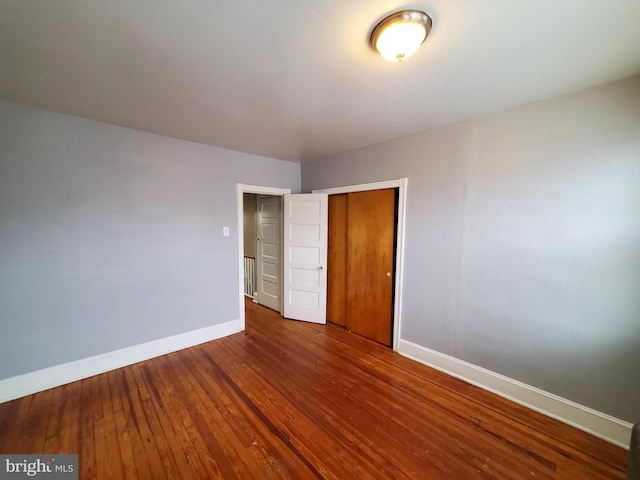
{"left": 0, "top": 319, "right": 242, "bottom": 404}
{"left": 398, "top": 339, "right": 632, "bottom": 449}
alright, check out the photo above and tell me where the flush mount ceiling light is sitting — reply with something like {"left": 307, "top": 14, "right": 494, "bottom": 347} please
{"left": 370, "top": 10, "right": 432, "bottom": 62}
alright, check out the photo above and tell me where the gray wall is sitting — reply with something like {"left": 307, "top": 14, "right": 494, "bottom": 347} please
{"left": 302, "top": 75, "right": 640, "bottom": 423}
{"left": 243, "top": 193, "right": 257, "bottom": 258}
{"left": 0, "top": 100, "right": 300, "bottom": 380}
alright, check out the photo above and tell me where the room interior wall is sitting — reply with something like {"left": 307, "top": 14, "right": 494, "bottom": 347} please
{"left": 301, "top": 75, "right": 640, "bottom": 424}
{"left": 0, "top": 100, "right": 300, "bottom": 381}
{"left": 243, "top": 193, "right": 257, "bottom": 258}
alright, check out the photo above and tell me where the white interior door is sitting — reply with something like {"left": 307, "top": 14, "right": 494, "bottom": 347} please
{"left": 256, "top": 195, "right": 281, "bottom": 311}
{"left": 283, "top": 193, "right": 328, "bottom": 323}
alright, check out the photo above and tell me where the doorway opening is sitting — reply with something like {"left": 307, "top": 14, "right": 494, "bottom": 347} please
{"left": 242, "top": 193, "right": 282, "bottom": 312}
{"left": 236, "top": 184, "right": 290, "bottom": 332}
{"left": 237, "top": 178, "right": 407, "bottom": 351}
{"left": 326, "top": 188, "right": 398, "bottom": 347}
{"left": 314, "top": 178, "right": 407, "bottom": 352}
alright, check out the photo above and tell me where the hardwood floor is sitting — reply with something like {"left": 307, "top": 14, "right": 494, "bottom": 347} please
{"left": 0, "top": 299, "right": 628, "bottom": 479}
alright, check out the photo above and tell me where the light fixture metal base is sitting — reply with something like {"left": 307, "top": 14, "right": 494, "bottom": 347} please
{"left": 370, "top": 10, "right": 433, "bottom": 62}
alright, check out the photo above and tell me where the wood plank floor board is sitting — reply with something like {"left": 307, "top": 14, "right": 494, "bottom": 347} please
{"left": 150, "top": 355, "right": 210, "bottom": 479}
{"left": 199, "top": 346, "right": 350, "bottom": 479}
{"left": 163, "top": 365, "right": 224, "bottom": 480}
{"left": 58, "top": 382, "right": 81, "bottom": 456}
{"left": 101, "top": 371, "right": 128, "bottom": 480}
{"left": 236, "top": 315, "right": 549, "bottom": 478}
{"left": 210, "top": 310, "right": 555, "bottom": 479}
{"left": 78, "top": 377, "right": 98, "bottom": 480}
{"left": 173, "top": 351, "right": 272, "bottom": 479}
{"left": 105, "top": 370, "right": 141, "bottom": 480}
{"left": 207, "top": 341, "right": 418, "bottom": 479}
{"left": 260, "top": 311, "right": 621, "bottom": 479}
{"left": 129, "top": 363, "right": 179, "bottom": 479}
{"left": 158, "top": 347, "right": 282, "bottom": 479}
{"left": 211, "top": 333, "right": 484, "bottom": 478}
{"left": 0, "top": 299, "right": 628, "bottom": 479}
{"left": 41, "top": 384, "right": 64, "bottom": 453}
{"left": 181, "top": 349, "right": 320, "bottom": 479}
{"left": 23, "top": 385, "right": 53, "bottom": 452}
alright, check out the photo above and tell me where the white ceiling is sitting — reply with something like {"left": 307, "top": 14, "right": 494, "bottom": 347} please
{"left": 1, "top": 1, "right": 639, "bottom": 163}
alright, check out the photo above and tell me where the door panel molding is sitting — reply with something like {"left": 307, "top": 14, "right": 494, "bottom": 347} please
{"left": 256, "top": 195, "right": 281, "bottom": 311}
{"left": 313, "top": 178, "right": 407, "bottom": 352}
{"left": 283, "top": 193, "right": 328, "bottom": 324}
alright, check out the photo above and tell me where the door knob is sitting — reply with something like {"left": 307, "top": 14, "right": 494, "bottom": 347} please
{"left": 319, "top": 265, "right": 324, "bottom": 270}
{"left": 386, "top": 272, "right": 391, "bottom": 277}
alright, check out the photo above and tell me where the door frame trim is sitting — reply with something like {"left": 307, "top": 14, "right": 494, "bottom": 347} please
{"left": 313, "top": 178, "right": 408, "bottom": 352}
{"left": 237, "top": 184, "right": 291, "bottom": 332}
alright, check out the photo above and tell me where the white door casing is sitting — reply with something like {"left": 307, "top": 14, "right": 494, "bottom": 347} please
{"left": 313, "top": 178, "right": 407, "bottom": 352}
{"left": 283, "top": 193, "right": 328, "bottom": 323}
{"left": 256, "top": 196, "right": 281, "bottom": 311}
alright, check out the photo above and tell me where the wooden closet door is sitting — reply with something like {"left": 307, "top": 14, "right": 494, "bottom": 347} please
{"left": 346, "top": 189, "right": 396, "bottom": 346}
{"left": 327, "top": 194, "right": 348, "bottom": 327}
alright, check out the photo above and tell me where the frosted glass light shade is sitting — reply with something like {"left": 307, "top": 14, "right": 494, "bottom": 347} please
{"left": 370, "top": 10, "right": 432, "bottom": 62}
